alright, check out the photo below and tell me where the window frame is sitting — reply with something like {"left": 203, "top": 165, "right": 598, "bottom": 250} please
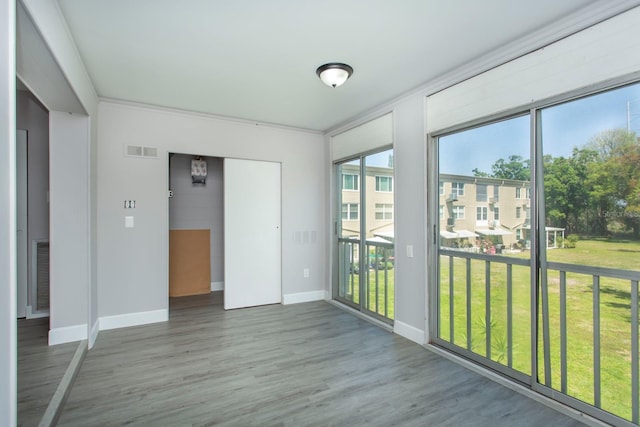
{"left": 342, "top": 173, "right": 359, "bottom": 191}
{"left": 375, "top": 203, "right": 393, "bottom": 220}
{"left": 375, "top": 175, "right": 393, "bottom": 192}
{"left": 451, "top": 181, "right": 465, "bottom": 197}
{"left": 429, "top": 75, "right": 640, "bottom": 427}
{"left": 341, "top": 203, "right": 359, "bottom": 221}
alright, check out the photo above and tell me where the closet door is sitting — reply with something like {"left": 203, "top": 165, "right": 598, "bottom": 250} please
{"left": 224, "top": 159, "right": 281, "bottom": 309}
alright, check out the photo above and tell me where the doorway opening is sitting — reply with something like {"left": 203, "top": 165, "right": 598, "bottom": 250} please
{"left": 168, "top": 154, "right": 225, "bottom": 308}
{"left": 16, "top": 84, "right": 50, "bottom": 320}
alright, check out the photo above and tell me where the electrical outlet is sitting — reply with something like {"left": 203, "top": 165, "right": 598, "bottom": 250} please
{"left": 303, "top": 268, "right": 310, "bottom": 278}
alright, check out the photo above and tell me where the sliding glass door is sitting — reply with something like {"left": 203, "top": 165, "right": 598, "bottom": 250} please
{"left": 433, "top": 81, "right": 640, "bottom": 425}
{"left": 336, "top": 148, "right": 395, "bottom": 322}
{"left": 436, "top": 115, "right": 533, "bottom": 380}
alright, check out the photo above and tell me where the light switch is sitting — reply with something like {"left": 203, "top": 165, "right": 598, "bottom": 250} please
{"left": 125, "top": 216, "right": 134, "bottom": 228}
{"left": 406, "top": 244, "right": 414, "bottom": 258}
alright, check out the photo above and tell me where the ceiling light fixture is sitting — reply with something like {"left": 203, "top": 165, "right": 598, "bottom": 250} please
{"left": 316, "top": 63, "right": 354, "bottom": 88}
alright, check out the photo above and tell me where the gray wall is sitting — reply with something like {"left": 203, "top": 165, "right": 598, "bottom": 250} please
{"left": 97, "top": 101, "right": 326, "bottom": 320}
{"left": 49, "top": 112, "right": 89, "bottom": 337}
{"left": 0, "top": 0, "right": 16, "bottom": 423}
{"left": 169, "top": 154, "right": 224, "bottom": 285}
{"left": 16, "top": 90, "right": 49, "bottom": 299}
{"left": 20, "top": 0, "right": 100, "bottom": 347}
{"left": 393, "top": 95, "right": 427, "bottom": 340}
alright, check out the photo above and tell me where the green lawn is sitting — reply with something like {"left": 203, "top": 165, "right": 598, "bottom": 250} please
{"left": 439, "top": 238, "right": 640, "bottom": 422}
{"left": 341, "top": 268, "right": 395, "bottom": 320}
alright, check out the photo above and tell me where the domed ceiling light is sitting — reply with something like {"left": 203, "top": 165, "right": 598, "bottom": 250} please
{"left": 316, "top": 63, "right": 354, "bottom": 88}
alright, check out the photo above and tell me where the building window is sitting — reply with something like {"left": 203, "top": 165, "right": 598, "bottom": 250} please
{"left": 493, "top": 185, "right": 500, "bottom": 202}
{"left": 516, "top": 186, "right": 529, "bottom": 199}
{"left": 452, "top": 206, "right": 465, "bottom": 219}
{"left": 343, "top": 174, "right": 359, "bottom": 191}
{"left": 439, "top": 181, "right": 444, "bottom": 195}
{"left": 452, "top": 182, "right": 465, "bottom": 197}
{"left": 375, "top": 176, "right": 393, "bottom": 192}
{"left": 476, "top": 206, "right": 488, "bottom": 221}
{"left": 516, "top": 206, "right": 522, "bottom": 219}
{"left": 375, "top": 203, "right": 393, "bottom": 220}
{"left": 493, "top": 207, "right": 500, "bottom": 220}
{"left": 439, "top": 205, "right": 444, "bottom": 217}
{"left": 341, "top": 203, "right": 359, "bottom": 220}
{"left": 476, "top": 184, "right": 487, "bottom": 202}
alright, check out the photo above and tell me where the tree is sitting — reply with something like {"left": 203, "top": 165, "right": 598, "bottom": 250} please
{"left": 584, "top": 129, "right": 640, "bottom": 236}
{"left": 473, "top": 155, "right": 530, "bottom": 180}
{"left": 490, "top": 155, "right": 530, "bottom": 181}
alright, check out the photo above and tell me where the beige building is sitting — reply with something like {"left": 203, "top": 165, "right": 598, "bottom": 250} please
{"left": 439, "top": 174, "right": 531, "bottom": 251}
{"left": 340, "top": 163, "right": 394, "bottom": 241}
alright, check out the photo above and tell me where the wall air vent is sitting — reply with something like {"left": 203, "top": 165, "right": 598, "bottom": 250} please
{"left": 125, "top": 144, "right": 159, "bottom": 159}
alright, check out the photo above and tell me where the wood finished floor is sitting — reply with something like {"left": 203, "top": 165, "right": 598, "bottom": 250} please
{"left": 18, "top": 316, "right": 78, "bottom": 427}
{"left": 58, "top": 292, "right": 586, "bottom": 426}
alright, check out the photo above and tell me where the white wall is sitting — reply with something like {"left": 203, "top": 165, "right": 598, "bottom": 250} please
{"left": 16, "top": 91, "right": 49, "bottom": 303}
{"left": 49, "top": 112, "right": 89, "bottom": 344}
{"left": 0, "top": 0, "right": 16, "bottom": 422}
{"left": 169, "top": 154, "right": 224, "bottom": 286}
{"left": 97, "top": 101, "right": 326, "bottom": 323}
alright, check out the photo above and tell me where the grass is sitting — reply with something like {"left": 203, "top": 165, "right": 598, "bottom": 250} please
{"left": 339, "top": 268, "right": 395, "bottom": 320}
{"left": 439, "top": 238, "right": 640, "bottom": 422}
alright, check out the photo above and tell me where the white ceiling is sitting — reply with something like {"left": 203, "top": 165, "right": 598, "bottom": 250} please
{"left": 56, "top": 0, "right": 630, "bottom": 132}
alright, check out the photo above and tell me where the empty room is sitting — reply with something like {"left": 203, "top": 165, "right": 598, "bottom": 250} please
{"left": 2, "top": 1, "right": 640, "bottom": 426}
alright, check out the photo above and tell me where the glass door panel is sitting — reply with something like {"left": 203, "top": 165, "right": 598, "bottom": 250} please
{"left": 337, "top": 159, "right": 361, "bottom": 308}
{"left": 538, "top": 82, "right": 640, "bottom": 422}
{"left": 335, "top": 149, "right": 395, "bottom": 323}
{"left": 363, "top": 149, "right": 395, "bottom": 320}
{"left": 437, "top": 115, "right": 532, "bottom": 378}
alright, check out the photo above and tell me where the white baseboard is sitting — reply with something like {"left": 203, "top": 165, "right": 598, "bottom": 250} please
{"left": 49, "top": 324, "right": 88, "bottom": 346}
{"left": 282, "top": 290, "right": 327, "bottom": 305}
{"left": 211, "top": 281, "right": 224, "bottom": 291}
{"left": 99, "top": 309, "right": 168, "bottom": 331}
{"left": 89, "top": 320, "right": 99, "bottom": 349}
{"left": 394, "top": 320, "right": 426, "bottom": 345}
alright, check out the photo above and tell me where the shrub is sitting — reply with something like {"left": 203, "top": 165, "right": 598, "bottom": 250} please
{"left": 565, "top": 234, "right": 579, "bottom": 248}
{"left": 350, "top": 263, "right": 359, "bottom": 274}
{"left": 378, "top": 261, "right": 394, "bottom": 270}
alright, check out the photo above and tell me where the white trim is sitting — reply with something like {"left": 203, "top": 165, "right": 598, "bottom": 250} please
{"left": 424, "top": 344, "right": 609, "bottom": 427}
{"left": 99, "top": 309, "right": 168, "bottom": 331}
{"left": 210, "top": 281, "right": 224, "bottom": 292}
{"left": 99, "top": 98, "right": 323, "bottom": 136}
{"left": 88, "top": 320, "right": 99, "bottom": 349}
{"left": 49, "top": 323, "right": 87, "bottom": 346}
{"left": 282, "top": 290, "right": 326, "bottom": 305}
{"left": 25, "top": 305, "right": 48, "bottom": 319}
{"left": 394, "top": 320, "right": 426, "bottom": 345}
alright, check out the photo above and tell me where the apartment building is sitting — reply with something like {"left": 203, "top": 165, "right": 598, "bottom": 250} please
{"left": 340, "top": 163, "right": 394, "bottom": 241}
{"left": 439, "top": 174, "right": 531, "bottom": 251}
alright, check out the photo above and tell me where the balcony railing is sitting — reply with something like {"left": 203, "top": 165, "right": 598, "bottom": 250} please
{"left": 337, "top": 237, "right": 394, "bottom": 322}
{"left": 438, "top": 248, "right": 640, "bottom": 425}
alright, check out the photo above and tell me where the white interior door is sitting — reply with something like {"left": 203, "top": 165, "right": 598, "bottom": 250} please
{"left": 224, "top": 158, "right": 281, "bottom": 310}
{"left": 16, "top": 130, "right": 27, "bottom": 318}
